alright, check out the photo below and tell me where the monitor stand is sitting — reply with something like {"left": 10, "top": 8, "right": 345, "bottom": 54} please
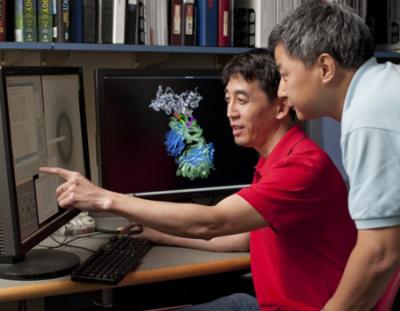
{"left": 0, "top": 249, "right": 80, "bottom": 280}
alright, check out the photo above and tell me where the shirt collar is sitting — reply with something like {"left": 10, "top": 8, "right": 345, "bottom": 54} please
{"left": 255, "top": 125, "right": 307, "bottom": 174}
{"left": 344, "top": 57, "right": 377, "bottom": 113}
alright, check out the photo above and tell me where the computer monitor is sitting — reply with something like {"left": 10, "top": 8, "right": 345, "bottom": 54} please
{"left": 95, "top": 69, "right": 258, "bottom": 202}
{"left": 0, "top": 67, "right": 90, "bottom": 280}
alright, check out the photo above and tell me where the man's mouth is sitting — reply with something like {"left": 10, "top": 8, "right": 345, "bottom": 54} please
{"left": 231, "top": 125, "right": 244, "bottom": 137}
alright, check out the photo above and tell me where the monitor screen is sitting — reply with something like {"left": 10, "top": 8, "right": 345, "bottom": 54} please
{"left": 0, "top": 67, "right": 90, "bottom": 279}
{"left": 95, "top": 69, "right": 258, "bottom": 201}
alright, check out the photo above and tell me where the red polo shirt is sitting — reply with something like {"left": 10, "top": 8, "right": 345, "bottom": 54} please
{"left": 238, "top": 125, "right": 356, "bottom": 311}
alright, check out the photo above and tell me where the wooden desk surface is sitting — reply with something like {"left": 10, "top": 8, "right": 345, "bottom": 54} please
{"left": 0, "top": 235, "right": 250, "bottom": 303}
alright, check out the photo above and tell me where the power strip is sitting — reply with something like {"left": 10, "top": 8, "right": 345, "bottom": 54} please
{"left": 57, "top": 212, "right": 96, "bottom": 236}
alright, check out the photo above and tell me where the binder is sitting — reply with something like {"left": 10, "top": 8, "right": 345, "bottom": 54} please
{"left": 138, "top": 0, "right": 144, "bottom": 44}
{"left": 125, "top": 0, "right": 139, "bottom": 44}
{"left": 170, "top": 0, "right": 183, "bottom": 45}
{"left": 183, "top": 0, "right": 195, "bottom": 45}
{"left": 217, "top": 0, "right": 231, "bottom": 47}
{"left": 235, "top": 0, "right": 276, "bottom": 48}
{"left": 234, "top": 7, "right": 255, "bottom": 47}
{"left": 197, "top": 0, "right": 217, "bottom": 46}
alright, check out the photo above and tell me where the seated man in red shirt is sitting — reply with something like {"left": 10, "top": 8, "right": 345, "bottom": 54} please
{"left": 40, "top": 49, "right": 356, "bottom": 311}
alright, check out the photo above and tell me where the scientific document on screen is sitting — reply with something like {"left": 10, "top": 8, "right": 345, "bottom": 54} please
{"left": 6, "top": 76, "right": 59, "bottom": 224}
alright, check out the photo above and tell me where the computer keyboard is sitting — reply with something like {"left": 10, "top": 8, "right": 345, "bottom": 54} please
{"left": 71, "top": 236, "right": 151, "bottom": 285}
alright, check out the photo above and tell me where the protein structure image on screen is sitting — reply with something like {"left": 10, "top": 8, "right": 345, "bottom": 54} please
{"left": 149, "top": 86, "right": 215, "bottom": 180}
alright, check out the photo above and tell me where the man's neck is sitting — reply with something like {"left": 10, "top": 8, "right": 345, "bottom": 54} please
{"left": 330, "top": 68, "right": 357, "bottom": 121}
{"left": 259, "top": 120, "right": 293, "bottom": 158}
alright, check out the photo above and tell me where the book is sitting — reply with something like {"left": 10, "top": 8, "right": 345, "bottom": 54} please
{"left": 234, "top": 7, "right": 255, "bottom": 47}
{"left": 138, "top": 0, "right": 144, "bottom": 44}
{"left": 23, "top": 0, "right": 37, "bottom": 42}
{"left": 66, "top": 0, "right": 96, "bottom": 43}
{"left": 183, "top": 0, "right": 195, "bottom": 45}
{"left": 70, "top": 0, "right": 83, "bottom": 42}
{"left": 154, "top": 0, "right": 168, "bottom": 45}
{"left": 235, "top": 0, "right": 276, "bottom": 48}
{"left": 55, "top": 0, "right": 70, "bottom": 42}
{"left": 83, "top": 0, "right": 96, "bottom": 43}
{"left": 125, "top": 0, "right": 139, "bottom": 44}
{"left": 170, "top": 0, "right": 183, "bottom": 45}
{"left": 0, "top": 0, "right": 6, "bottom": 41}
{"left": 52, "top": 0, "right": 56, "bottom": 41}
{"left": 197, "top": 0, "right": 217, "bottom": 46}
{"left": 389, "top": 0, "right": 400, "bottom": 44}
{"left": 248, "top": 8, "right": 255, "bottom": 47}
{"left": 98, "top": 0, "right": 113, "bottom": 43}
{"left": 96, "top": 0, "right": 101, "bottom": 42}
{"left": 112, "top": 0, "right": 126, "bottom": 44}
{"left": 15, "top": 0, "right": 24, "bottom": 42}
{"left": 5, "top": 0, "right": 14, "bottom": 41}
{"left": 217, "top": 0, "right": 231, "bottom": 47}
{"left": 38, "top": 0, "right": 52, "bottom": 42}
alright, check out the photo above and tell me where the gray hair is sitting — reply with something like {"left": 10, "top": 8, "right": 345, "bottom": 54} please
{"left": 268, "top": 1, "right": 374, "bottom": 69}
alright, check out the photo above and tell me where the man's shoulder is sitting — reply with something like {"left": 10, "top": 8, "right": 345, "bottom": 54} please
{"left": 292, "top": 134, "right": 327, "bottom": 158}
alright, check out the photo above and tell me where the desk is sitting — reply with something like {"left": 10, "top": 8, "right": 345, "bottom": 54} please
{"left": 0, "top": 234, "right": 250, "bottom": 303}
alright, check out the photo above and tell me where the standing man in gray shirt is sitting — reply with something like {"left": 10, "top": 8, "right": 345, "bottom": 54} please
{"left": 269, "top": 1, "right": 400, "bottom": 310}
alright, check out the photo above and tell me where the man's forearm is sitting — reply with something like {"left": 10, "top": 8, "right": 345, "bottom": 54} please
{"left": 324, "top": 227, "right": 400, "bottom": 310}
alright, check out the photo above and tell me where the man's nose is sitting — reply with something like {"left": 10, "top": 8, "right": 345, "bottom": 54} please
{"left": 226, "top": 101, "right": 237, "bottom": 119}
{"left": 278, "top": 79, "right": 287, "bottom": 98}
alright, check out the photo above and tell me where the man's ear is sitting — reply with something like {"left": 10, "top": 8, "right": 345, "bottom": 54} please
{"left": 276, "top": 97, "right": 290, "bottom": 120}
{"left": 317, "top": 53, "right": 336, "bottom": 84}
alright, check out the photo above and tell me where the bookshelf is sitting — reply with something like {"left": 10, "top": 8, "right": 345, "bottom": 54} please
{"left": 1, "top": 42, "right": 398, "bottom": 57}
{"left": 0, "top": 42, "right": 251, "bottom": 54}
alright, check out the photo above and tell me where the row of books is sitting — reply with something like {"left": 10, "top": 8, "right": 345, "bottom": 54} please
{"left": 0, "top": 0, "right": 307, "bottom": 47}
{"left": 0, "top": 0, "right": 397, "bottom": 49}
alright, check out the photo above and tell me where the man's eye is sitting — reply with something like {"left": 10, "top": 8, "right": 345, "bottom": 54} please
{"left": 224, "top": 97, "right": 230, "bottom": 104}
{"left": 238, "top": 98, "right": 247, "bottom": 104}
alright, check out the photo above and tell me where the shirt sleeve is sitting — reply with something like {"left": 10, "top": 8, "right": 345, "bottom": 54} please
{"left": 238, "top": 149, "right": 338, "bottom": 232}
{"left": 342, "top": 128, "right": 400, "bottom": 229}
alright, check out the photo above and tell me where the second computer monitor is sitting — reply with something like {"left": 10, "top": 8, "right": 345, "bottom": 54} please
{"left": 95, "top": 69, "right": 259, "bottom": 201}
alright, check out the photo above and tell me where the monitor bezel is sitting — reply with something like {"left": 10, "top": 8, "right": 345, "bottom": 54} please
{"left": 0, "top": 66, "right": 91, "bottom": 262}
{"left": 95, "top": 68, "right": 254, "bottom": 202}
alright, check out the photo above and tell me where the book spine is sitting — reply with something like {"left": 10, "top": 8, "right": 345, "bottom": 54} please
{"left": 182, "top": 0, "right": 195, "bottom": 46}
{"left": 112, "top": 0, "right": 126, "bottom": 44}
{"left": 197, "top": 0, "right": 217, "bottom": 46}
{"left": 38, "top": 0, "right": 53, "bottom": 42}
{"left": 15, "top": 0, "right": 24, "bottom": 42}
{"left": 0, "top": 0, "right": 6, "bottom": 41}
{"left": 23, "top": 0, "right": 37, "bottom": 42}
{"left": 52, "top": 0, "right": 56, "bottom": 41}
{"left": 70, "top": 0, "right": 83, "bottom": 42}
{"left": 125, "top": 0, "right": 138, "bottom": 44}
{"left": 248, "top": 8, "right": 255, "bottom": 47}
{"left": 96, "top": 0, "right": 102, "bottom": 42}
{"left": 170, "top": 0, "right": 183, "bottom": 45}
{"left": 217, "top": 0, "right": 230, "bottom": 47}
{"left": 83, "top": 0, "right": 96, "bottom": 43}
{"left": 100, "top": 0, "right": 113, "bottom": 43}
{"left": 138, "top": 0, "right": 144, "bottom": 44}
{"left": 56, "top": 0, "right": 70, "bottom": 42}
{"left": 233, "top": 7, "right": 248, "bottom": 47}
